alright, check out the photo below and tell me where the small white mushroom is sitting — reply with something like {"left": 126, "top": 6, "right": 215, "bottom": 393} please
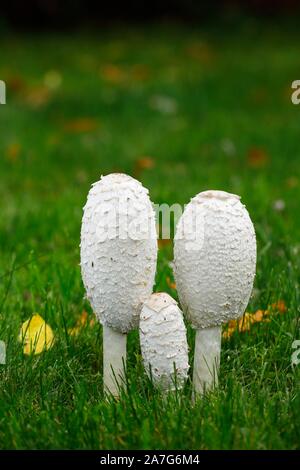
{"left": 174, "top": 190, "right": 256, "bottom": 396}
{"left": 80, "top": 173, "right": 157, "bottom": 396}
{"left": 139, "top": 293, "right": 189, "bottom": 391}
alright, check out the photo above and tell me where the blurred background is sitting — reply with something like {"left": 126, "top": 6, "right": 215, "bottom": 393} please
{"left": 1, "top": 0, "right": 300, "bottom": 288}
{"left": 1, "top": 0, "right": 300, "bottom": 28}
{"left": 1, "top": 0, "right": 300, "bottom": 269}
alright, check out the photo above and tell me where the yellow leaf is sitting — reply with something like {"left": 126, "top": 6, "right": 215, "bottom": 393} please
{"left": 19, "top": 314, "right": 54, "bottom": 355}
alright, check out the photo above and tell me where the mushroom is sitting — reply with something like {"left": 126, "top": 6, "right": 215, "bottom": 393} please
{"left": 174, "top": 190, "right": 256, "bottom": 396}
{"left": 139, "top": 292, "right": 189, "bottom": 391}
{"left": 80, "top": 173, "right": 157, "bottom": 396}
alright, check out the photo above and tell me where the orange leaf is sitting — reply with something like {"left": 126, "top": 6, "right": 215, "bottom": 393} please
{"left": 271, "top": 300, "right": 287, "bottom": 314}
{"left": 63, "top": 118, "right": 99, "bottom": 133}
{"left": 223, "top": 308, "right": 269, "bottom": 339}
{"left": 158, "top": 239, "right": 172, "bottom": 248}
{"left": 166, "top": 276, "right": 176, "bottom": 290}
{"left": 25, "top": 86, "right": 51, "bottom": 108}
{"left": 68, "top": 311, "right": 95, "bottom": 337}
{"left": 133, "top": 156, "right": 155, "bottom": 178}
{"left": 6, "top": 143, "right": 21, "bottom": 162}
{"left": 247, "top": 147, "right": 269, "bottom": 168}
{"left": 101, "top": 64, "right": 126, "bottom": 83}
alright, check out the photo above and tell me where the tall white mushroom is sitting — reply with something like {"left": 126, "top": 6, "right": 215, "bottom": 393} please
{"left": 139, "top": 293, "right": 189, "bottom": 391}
{"left": 80, "top": 173, "right": 157, "bottom": 396}
{"left": 174, "top": 190, "right": 256, "bottom": 396}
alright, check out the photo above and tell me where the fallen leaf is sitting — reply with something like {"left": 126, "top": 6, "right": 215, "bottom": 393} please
{"left": 131, "top": 64, "right": 150, "bottom": 81}
{"left": 68, "top": 311, "right": 95, "bottom": 337}
{"left": 186, "top": 42, "right": 215, "bottom": 64}
{"left": 223, "top": 300, "right": 287, "bottom": 339}
{"left": 166, "top": 276, "right": 176, "bottom": 290}
{"left": 270, "top": 300, "right": 287, "bottom": 314}
{"left": 63, "top": 118, "right": 99, "bottom": 133}
{"left": 25, "top": 86, "right": 51, "bottom": 108}
{"left": 247, "top": 147, "right": 269, "bottom": 168}
{"left": 136, "top": 156, "right": 155, "bottom": 170}
{"left": 286, "top": 176, "right": 299, "bottom": 188}
{"left": 6, "top": 75, "right": 26, "bottom": 94}
{"left": 133, "top": 156, "right": 155, "bottom": 177}
{"left": 19, "top": 314, "right": 54, "bottom": 355}
{"left": 6, "top": 143, "right": 21, "bottom": 162}
{"left": 101, "top": 64, "right": 126, "bottom": 83}
{"left": 158, "top": 239, "right": 172, "bottom": 248}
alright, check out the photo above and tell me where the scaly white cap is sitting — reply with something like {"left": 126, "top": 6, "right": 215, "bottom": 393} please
{"left": 140, "top": 292, "right": 189, "bottom": 390}
{"left": 80, "top": 173, "right": 157, "bottom": 334}
{"left": 174, "top": 190, "right": 256, "bottom": 329}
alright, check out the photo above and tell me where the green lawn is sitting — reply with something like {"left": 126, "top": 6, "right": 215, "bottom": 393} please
{"left": 0, "top": 20, "right": 300, "bottom": 449}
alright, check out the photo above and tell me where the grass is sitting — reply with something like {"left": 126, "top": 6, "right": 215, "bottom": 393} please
{"left": 0, "top": 19, "right": 300, "bottom": 450}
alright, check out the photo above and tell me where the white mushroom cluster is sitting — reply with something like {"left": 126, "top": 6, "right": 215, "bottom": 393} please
{"left": 80, "top": 175, "right": 256, "bottom": 399}
{"left": 139, "top": 293, "right": 189, "bottom": 391}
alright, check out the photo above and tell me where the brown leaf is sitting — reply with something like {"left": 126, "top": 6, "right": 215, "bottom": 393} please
{"left": 101, "top": 64, "right": 126, "bottom": 83}
{"left": 186, "top": 42, "right": 215, "bottom": 64}
{"left": 133, "top": 156, "right": 155, "bottom": 178}
{"left": 6, "top": 143, "right": 21, "bottom": 162}
{"left": 6, "top": 75, "right": 26, "bottom": 94}
{"left": 247, "top": 147, "right": 269, "bottom": 168}
{"left": 286, "top": 177, "right": 299, "bottom": 188}
{"left": 270, "top": 300, "right": 287, "bottom": 314}
{"left": 68, "top": 311, "right": 95, "bottom": 337}
{"left": 158, "top": 239, "right": 172, "bottom": 248}
{"left": 63, "top": 118, "right": 99, "bottom": 133}
{"left": 166, "top": 276, "right": 176, "bottom": 290}
{"left": 131, "top": 64, "right": 150, "bottom": 81}
{"left": 25, "top": 86, "right": 51, "bottom": 108}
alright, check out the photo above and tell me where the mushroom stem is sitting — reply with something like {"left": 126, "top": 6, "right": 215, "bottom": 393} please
{"left": 103, "top": 325, "right": 127, "bottom": 397}
{"left": 193, "top": 326, "right": 222, "bottom": 397}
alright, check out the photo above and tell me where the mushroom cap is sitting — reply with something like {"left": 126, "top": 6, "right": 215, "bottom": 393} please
{"left": 174, "top": 190, "right": 256, "bottom": 329}
{"left": 139, "top": 292, "right": 189, "bottom": 390}
{"left": 80, "top": 173, "right": 157, "bottom": 334}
